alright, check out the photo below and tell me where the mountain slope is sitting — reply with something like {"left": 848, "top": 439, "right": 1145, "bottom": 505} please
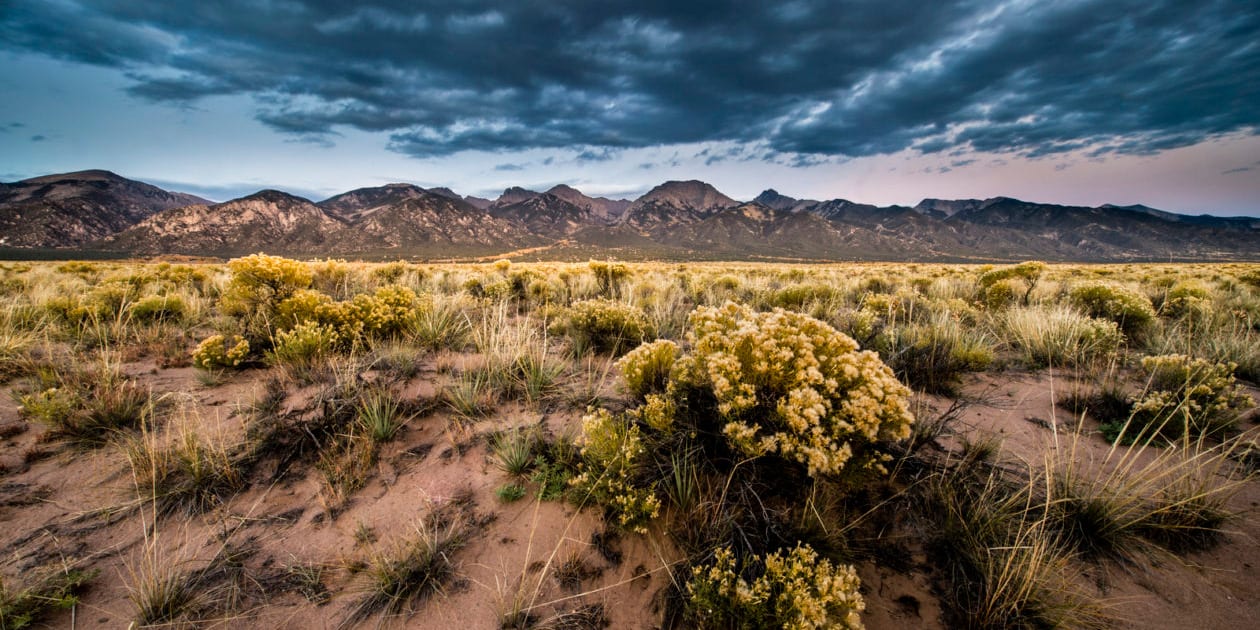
{"left": 101, "top": 190, "right": 343, "bottom": 255}
{"left": 489, "top": 192, "right": 593, "bottom": 237}
{"left": 0, "top": 170, "right": 208, "bottom": 247}
{"left": 619, "top": 180, "right": 738, "bottom": 232}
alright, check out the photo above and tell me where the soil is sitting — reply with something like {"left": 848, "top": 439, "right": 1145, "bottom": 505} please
{"left": 1, "top": 357, "right": 1257, "bottom": 629}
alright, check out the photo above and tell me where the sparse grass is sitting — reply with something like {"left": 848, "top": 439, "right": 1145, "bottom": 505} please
{"left": 444, "top": 368, "right": 498, "bottom": 419}
{"left": 347, "top": 513, "right": 469, "bottom": 623}
{"left": 1000, "top": 304, "right": 1123, "bottom": 368}
{"left": 17, "top": 358, "right": 151, "bottom": 447}
{"left": 3, "top": 260, "right": 1260, "bottom": 630}
{"left": 0, "top": 564, "right": 94, "bottom": 629}
{"left": 123, "top": 414, "right": 245, "bottom": 516}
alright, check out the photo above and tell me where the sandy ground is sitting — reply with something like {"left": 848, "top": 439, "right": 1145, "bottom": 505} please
{"left": 1, "top": 358, "right": 1257, "bottom": 629}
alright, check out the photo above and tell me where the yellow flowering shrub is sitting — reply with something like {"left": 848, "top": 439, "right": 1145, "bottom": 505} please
{"left": 1160, "top": 281, "right": 1211, "bottom": 319}
{"left": 1069, "top": 282, "right": 1156, "bottom": 338}
{"left": 275, "top": 289, "right": 334, "bottom": 332}
{"left": 686, "top": 545, "right": 865, "bottom": 629}
{"left": 1127, "top": 354, "right": 1254, "bottom": 441}
{"left": 671, "top": 302, "right": 913, "bottom": 477}
{"left": 617, "top": 339, "right": 679, "bottom": 399}
{"left": 554, "top": 299, "right": 651, "bottom": 356}
{"left": 192, "top": 334, "right": 250, "bottom": 370}
{"left": 570, "top": 408, "right": 661, "bottom": 533}
{"left": 220, "top": 254, "right": 313, "bottom": 319}
{"left": 269, "top": 321, "right": 338, "bottom": 371}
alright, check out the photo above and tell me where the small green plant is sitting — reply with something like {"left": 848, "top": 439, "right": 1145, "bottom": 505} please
{"left": 0, "top": 565, "right": 94, "bottom": 629}
{"left": 496, "top": 483, "right": 527, "bottom": 503}
{"left": 685, "top": 544, "right": 865, "bottom": 629}
{"left": 357, "top": 387, "right": 404, "bottom": 443}
{"left": 491, "top": 429, "right": 537, "bottom": 477}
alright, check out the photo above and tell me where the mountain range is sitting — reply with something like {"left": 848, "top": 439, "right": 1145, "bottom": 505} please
{"left": 1, "top": 169, "right": 1257, "bottom": 262}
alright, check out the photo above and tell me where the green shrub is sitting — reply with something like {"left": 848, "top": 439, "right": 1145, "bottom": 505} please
{"left": 686, "top": 545, "right": 864, "bottom": 629}
{"left": 1123, "top": 354, "right": 1253, "bottom": 442}
{"left": 1159, "top": 281, "right": 1211, "bottom": 319}
{"left": 977, "top": 261, "right": 1045, "bottom": 308}
{"left": 1068, "top": 282, "right": 1155, "bottom": 339}
{"left": 269, "top": 321, "right": 337, "bottom": 374}
{"left": 570, "top": 409, "right": 661, "bottom": 533}
{"left": 192, "top": 334, "right": 251, "bottom": 370}
{"left": 17, "top": 364, "right": 149, "bottom": 446}
{"left": 220, "top": 254, "right": 313, "bottom": 343}
{"left": 589, "top": 260, "right": 630, "bottom": 298}
{"left": 553, "top": 299, "right": 650, "bottom": 356}
{"left": 1001, "top": 305, "right": 1123, "bottom": 367}
{"left": 128, "top": 294, "right": 187, "bottom": 324}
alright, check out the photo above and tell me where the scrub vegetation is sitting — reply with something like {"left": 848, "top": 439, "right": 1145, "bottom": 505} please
{"left": 0, "top": 256, "right": 1256, "bottom": 628}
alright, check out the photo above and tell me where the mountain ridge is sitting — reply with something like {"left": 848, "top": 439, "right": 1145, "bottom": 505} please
{"left": 4, "top": 170, "right": 1258, "bottom": 261}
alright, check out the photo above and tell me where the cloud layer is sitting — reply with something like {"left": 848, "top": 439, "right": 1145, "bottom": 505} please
{"left": 3, "top": 0, "right": 1257, "bottom": 161}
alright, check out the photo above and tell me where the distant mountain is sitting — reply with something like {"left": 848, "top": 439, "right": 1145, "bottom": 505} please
{"left": 489, "top": 192, "right": 593, "bottom": 237}
{"left": 913, "top": 198, "right": 990, "bottom": 219}
{"left": 464, "top": 195, "right": 493, "bottom": 210}
{"left": 318, "top": 183, "right": 428, "bottom": 223}
{"left": 544, "top": 184, "right": 632, "bottom": 222}
{"left": 619, "top": 180, "right": 738, "bottom": 232}
{"left": 753, "top": 189, "right": 819, "bottom": 213}
{"left": 0, "top": 170, "right": 208, "bottom": 247}
{"left": 333, "top": 193, "right": 540, "bottom": 256}
{"left": 489, "top": 186, "right": 541, "bottom": 209}
{"left": 103, "top": 189, "right": 341, "bottom": 255}
{"left": 5, "top": 170, "right": 1256, "bottom": 261}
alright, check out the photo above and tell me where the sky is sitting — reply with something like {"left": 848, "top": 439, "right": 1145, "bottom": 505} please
{"left": 1, "top": 0, "right": 1258, "bottom": 215}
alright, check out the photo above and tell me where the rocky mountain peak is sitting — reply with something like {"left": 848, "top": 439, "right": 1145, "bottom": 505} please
{"left": 492, "top": 186, "right": 540, "bottom": 207}
{"left": 632, "top": 180, "right": 736, "bottom": 211}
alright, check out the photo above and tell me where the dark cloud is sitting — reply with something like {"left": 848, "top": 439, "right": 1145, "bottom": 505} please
{"left": 1222, "top": 167, "right": 1252, "bottom": 175}
{"left": 494, "top": 162, "right": 526, "bottom": 171}
{"left": 2, "top": 0, "right": 1257, "bottom": 161}
{"left": 29, "top": 134, "right": 47, "bottom": 142}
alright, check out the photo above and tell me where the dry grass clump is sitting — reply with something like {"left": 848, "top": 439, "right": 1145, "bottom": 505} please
{"left": 346, "top": 512, "right": 469, "bottom": 623}
{"left": 1000, "top": 304, "right": 1122, "bottom": 368}
{"left": 123, "top": 416, "right": 245, "bottom": 516}
{"left": 16, "top": 357, "right": 151, "bottom": 446}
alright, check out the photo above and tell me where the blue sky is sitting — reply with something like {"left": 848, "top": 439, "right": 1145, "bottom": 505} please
{"left": 1, "top": 0, "right": 1258, "bottom": 214}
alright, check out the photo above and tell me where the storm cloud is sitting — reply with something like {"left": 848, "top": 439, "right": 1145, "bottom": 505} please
{"left": 2, "top": 0, "right": 1256, "bottom": 161}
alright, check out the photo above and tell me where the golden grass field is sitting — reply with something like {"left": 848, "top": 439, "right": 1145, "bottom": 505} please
{"left": 0, "top": 257, "right": 1258, "bottom": 629}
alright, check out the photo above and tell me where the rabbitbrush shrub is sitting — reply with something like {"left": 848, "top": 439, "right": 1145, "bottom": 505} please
{"left": 1123, "top": 354, "right": 1254, "bottom": 442}
{"left": 685, "top": 544, "right": 864, "bottom": 629}
{"left": 554, "top": 299, "right": 650, "bottom": 356}
{"left": 668, "top": 302, "right": 914, "bottom": 477}
{"left": 1068, "top": 282, "right": 1156, "bottom": 339}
